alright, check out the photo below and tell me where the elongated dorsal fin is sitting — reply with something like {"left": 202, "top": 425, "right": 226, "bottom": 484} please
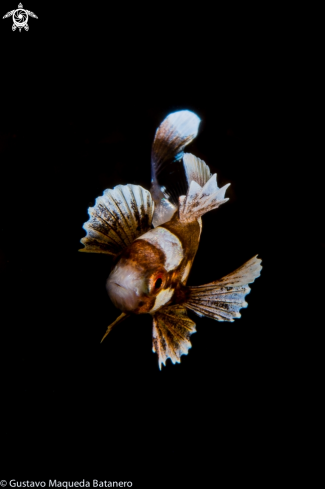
{"left": 152, "top": 304, "right": 196, "bottom": 369}
{"left": 150, "top": 111, "right": 201, "bottom": 227}
{"left": 151, "top": 110, "right": 201, "bottom": 184}
{"left": 80, "top": 184, "right": 154, "bottom": 256}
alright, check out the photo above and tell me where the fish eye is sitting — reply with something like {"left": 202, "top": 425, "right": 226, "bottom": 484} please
{"left": 155, "top": 278, "right": 162, "bottom": 289}
{"left": 149, "top": 270, "right": 166, "bottom": 294}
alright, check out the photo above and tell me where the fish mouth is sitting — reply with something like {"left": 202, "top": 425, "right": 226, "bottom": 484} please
{"left": 106, "top": 279, "right": 140, "bottom": 313}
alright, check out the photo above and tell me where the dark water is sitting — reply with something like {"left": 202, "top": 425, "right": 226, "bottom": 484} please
{"left": 0, "top": 6, "right": 321, "bottom": 487}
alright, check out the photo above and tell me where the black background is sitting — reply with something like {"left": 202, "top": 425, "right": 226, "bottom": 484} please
{"left": 0, "top": 2, "right": 322, "bottom": 487}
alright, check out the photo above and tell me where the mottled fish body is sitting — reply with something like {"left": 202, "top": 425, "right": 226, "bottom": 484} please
{"left": 80, "top": 110, "right": 262, "bottom": 369}
{"left": 107, "top": 211, "right": 201, "bottom": 315}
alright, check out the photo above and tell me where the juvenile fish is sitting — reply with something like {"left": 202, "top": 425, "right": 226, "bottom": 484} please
{"left": 80, "top": 111, "right": 262, "bottom": 368}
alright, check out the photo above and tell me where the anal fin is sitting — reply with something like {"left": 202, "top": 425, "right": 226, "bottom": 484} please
{"left": 152, "top": 305, "right": 196, "bottom": 369}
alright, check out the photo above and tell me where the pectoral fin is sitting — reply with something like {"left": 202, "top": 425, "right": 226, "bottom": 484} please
{"left": 80, "top": 184, "right": 154, "bottom": 256}
{"left": 152, "top": 305, "right": 196, "bottom": 369}
{"left": 183, "top": 255, "right": 262, "bottom": 321}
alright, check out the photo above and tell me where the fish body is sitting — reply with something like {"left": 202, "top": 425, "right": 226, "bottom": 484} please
{"left": 80, "top": 110, "right": 262, "bottom": 368}
{"left": 107, "top": 211, "right": 201, "bottom": 315}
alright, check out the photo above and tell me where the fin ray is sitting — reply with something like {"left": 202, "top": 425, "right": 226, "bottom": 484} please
{"left": 113, "top": 187, "right": 137, "bottom": 242}
{"left": 96, "top": 199, "right": 129, "bottom": 247}
{"left": 152, "top": 305, "right": 196, "bottom": 369}
{"left": 179, "top": 171, "right": 230, "bottom": 223}
{"left": 183, "top": 153, "right": 212, "bottom": 188}
{"left": 80, "top": 184, "right": 154, "bottom": 255}
{"left": 150, "top": 111, "right": 201, "bottom": 226}
{"left": 151, "top": 111, "right": 201, "bottom": 178}
{"left": 107, "top": 187, "right": 138, "bottom": 243}
{"left": 183, "top": 256, "right": 262, "bottom": 321}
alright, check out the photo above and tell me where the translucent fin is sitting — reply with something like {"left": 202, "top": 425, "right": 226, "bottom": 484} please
{"left": 151, "top": 153, "right": 212, "bottom": 227}
{"left": 151, "top": 111, "right": 201, "bottom": 226}
{"left": 152, "top": 305, "right": 196, "bottom": 369}
{"left": 183, "top": 256, "right": 262, "bottom": 322}
{"left": 179, "top": 172, "right": 230, "bottom": 223}
{"left": 151, "top": 111, "right": 201, "bottom": 183}
{"left": 80, "top": 184, "right": 154, "bottom": 255}
{"left": 153, "top": 153, "right": 210, "bottom": 228}
{"left": 183, "top": 153, "right": 212, "bottom": 187}
{"left": 152, "top": 198, "right": 177, "bottom": 228}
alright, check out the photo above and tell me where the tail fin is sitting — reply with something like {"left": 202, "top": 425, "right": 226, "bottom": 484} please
{"left": 179, "top": 171, "right": 230, "bottom": 223}
{"left": 183, "top": 256, "right": 262, "bottom": 322}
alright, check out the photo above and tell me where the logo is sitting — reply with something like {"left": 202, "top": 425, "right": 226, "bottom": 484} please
{"left": 3, "top": 3, "right": 38, "bottom": 32}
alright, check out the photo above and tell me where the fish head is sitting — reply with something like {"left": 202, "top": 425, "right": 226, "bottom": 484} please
{"left": 106, "top": 240, "right": 169, "bottom": 314}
